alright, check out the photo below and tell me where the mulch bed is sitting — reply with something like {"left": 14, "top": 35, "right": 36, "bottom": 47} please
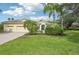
{"left": 25, "top": 32, "right": 65, "bottom": 36}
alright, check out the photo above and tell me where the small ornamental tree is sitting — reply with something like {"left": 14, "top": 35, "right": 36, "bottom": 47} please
{"left": 24, "top": 20, "right": 39, "bottom": 33}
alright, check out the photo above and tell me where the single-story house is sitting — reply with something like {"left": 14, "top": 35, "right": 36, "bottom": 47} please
{"left": 3, "top": 18, "right": 29, "bottom": 32}
{"left": 3, "top": 18, "right": 51, "bottom": 33}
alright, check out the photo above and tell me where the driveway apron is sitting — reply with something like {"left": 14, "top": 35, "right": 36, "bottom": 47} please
{"left": 0, "top": 32, "right": 26, "bottom": 45}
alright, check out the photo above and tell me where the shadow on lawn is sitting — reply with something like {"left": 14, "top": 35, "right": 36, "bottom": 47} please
{"left": 66, "top": 31, "right": 79, "bottom": 43}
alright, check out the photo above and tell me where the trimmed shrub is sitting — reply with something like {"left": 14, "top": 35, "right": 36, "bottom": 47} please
{"left": 45, "top": 23, "right": 63, "bottom": 34}
{"left": 45, "top": 26, "right": 54, "bottom": 34}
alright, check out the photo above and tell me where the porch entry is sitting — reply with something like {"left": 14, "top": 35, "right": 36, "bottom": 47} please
{"left": 39, "top": 24, "right": 46, "bottom": 33}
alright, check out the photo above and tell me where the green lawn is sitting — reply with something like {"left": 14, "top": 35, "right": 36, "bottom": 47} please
{"left": 0, "top": 30, "right": 79, "bottom": 55}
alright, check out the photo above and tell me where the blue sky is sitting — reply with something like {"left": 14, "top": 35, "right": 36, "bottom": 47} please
{"left": 0, "top": 3, "right": 57, "bottom": 22}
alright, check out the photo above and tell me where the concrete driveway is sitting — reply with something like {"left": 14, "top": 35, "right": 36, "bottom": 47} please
{"left": 0, "top": 32, "right": 26, "bottom": 45}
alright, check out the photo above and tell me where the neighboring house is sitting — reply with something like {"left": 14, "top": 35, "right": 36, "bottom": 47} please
{"left": 3, "top": 18, "right": 29, "bottom": 32}
{"left": 70, "top": 22, "right": 79, "bottom": 29}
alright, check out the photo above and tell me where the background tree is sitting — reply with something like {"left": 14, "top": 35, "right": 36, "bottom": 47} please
{"left": 64, "top": 15, "right": 76, "bottom": 29}
{"left": 0, "top": 9, "right": 3, "bottom": 32}
{"left": 63, "top": 3, "right": 79, "bottom": 29}
{"left": 0, "top": 23, "right": 3, "bottom": 32}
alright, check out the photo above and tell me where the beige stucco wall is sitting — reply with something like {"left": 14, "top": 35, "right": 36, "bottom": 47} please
{"left": 4, "top": 24, "right": 29, "bottom": 33}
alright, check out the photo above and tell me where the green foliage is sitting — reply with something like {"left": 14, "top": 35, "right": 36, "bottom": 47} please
{"left": 0, "top": 24, "right": 3, "bottom": 32}
{"left": 24, "top": 20, "right": 39, "bottom": 33}
{"left": 46, "top": 23, "right": 63, "bottom": 34}
{"left": 45, "top": 25, "right": 54, "bottom": 34}
{"left": 52, "top": 23, "right": 63, "bottom": 33}
{"left": 64, "top": 16, "right": 76, "bottom": 29}
{"left": 44, "top": 3, "right": 65, "bottom": 34}
{"left": 43, "top": 3, "right": 59, "bottom": 18}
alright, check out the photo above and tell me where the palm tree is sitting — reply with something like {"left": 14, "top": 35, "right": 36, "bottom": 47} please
{"left": 43, "top": 3, "right": 65, "bottom": 34}
{"left": 43, "top": 3, "right": 57, "bottom": 21}
{"left": 56, "top": 4, "right": 65, "bottom": 33}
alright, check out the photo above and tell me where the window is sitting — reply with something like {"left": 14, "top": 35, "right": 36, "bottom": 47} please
{"left": 17, "top": 26, "right": 23, "bottom": 27}
{"left": 7, "top": 26, "right": 13, "bottom": 27}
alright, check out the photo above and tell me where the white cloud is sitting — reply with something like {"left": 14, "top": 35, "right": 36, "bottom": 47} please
{"left": 10, "top": 6, "right": 17, "bottom": 9}
{"left": 19, "top": 3, "right": 44, "bottom": 11}
{"left": 30, "top": 16, "right": 52, "bottom": 21}
{"left": 2, "top": 3, "right": 44, "bottom": 16}
{"left": 25, "top": 11, "right": 36, "bottom": 15}
{"left": 3, "top": 7, "right": 24, "bottom": 16}
{"left": 32, "top": 12, "right": 36, "bottom": 15}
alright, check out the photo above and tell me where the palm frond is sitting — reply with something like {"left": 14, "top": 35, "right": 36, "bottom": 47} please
{"left": 49, "top": 11, "right": 53, "bottom": 18}
{"left": 0, "top": 9, "right": 2, "bottom": 12}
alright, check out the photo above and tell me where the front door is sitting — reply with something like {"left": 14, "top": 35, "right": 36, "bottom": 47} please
{"left": 41, "top": 25, "right": 45, "bottom": 33}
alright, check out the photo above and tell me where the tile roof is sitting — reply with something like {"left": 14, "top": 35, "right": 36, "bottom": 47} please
{"left": 3, "top": 20, "right": 24, "bottom": 24}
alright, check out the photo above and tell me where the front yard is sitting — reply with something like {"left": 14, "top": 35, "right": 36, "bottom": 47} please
{"left": 0, "top": 30, "right": 79, "bottom": 55}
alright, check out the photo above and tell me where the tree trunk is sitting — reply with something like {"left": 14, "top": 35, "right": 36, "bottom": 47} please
{"left": 61, "top": 16, "right": 64, "bottom": 34}
{"left": 53, "top": 12, "right": 55, "bottom": 22}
